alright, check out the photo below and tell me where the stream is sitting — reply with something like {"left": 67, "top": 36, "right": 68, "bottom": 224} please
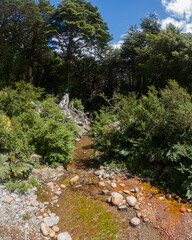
{"left": 37, "top": 136, "right": 192, "bottom": 240}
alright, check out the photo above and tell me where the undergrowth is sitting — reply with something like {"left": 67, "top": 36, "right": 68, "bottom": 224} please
{"left": 92, "top": 80, "right": 192, "bottom": 199}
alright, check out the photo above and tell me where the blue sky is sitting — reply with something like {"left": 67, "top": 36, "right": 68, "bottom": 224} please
{"left": 50, "top": 0, "right": 192, "bottom": 47}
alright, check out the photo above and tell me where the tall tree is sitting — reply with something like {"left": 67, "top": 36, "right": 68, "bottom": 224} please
{"left": 51, "top": 0, "right": 112, "bottom": 92}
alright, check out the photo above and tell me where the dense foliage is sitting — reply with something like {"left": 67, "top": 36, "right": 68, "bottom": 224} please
{"left": 92, "top": 81, "right": 192, "bottom": 198}
{"left": 0, "top": 82, "right": 78, "bottom": 180}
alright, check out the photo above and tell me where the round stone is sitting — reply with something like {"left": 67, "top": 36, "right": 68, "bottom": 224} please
{"left": 111, "top": 192, "right": 123, "bottom": 205}
{"left": 111, "top": 182, "right": 117, "bottom": 188}
{"left": 130, "top": 217, "right": 141, "bottom": 226}
{"left": 126, "top": 196, "right": 137, "bottom": 207}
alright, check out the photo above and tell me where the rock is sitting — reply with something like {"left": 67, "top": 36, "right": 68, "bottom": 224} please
{"left": 134, "top": 187, "right": 139, "bottom": 193}
{"left": 143, "top": 217, "right": 150, "bottom": 222}
{"left": 130, "top": 217, "right": 141, "bottom": 226}
{"left": 39, "top": 202, "right": 45, "bottom": 209}
{"left": 111, "top": 192, "right": 123, "bottom": 205}
{"left": 55, "top": 191, "right": 62, "bottom": 196}
{"left": 137, "top": 193, "right": 143, "bottom": 198}
{"left": 134, "top": 204, "right": 140, "bottom": 210}
{"left": 98, "top": 182, "right": 105, "bottom": 187}
{"left": 47, "top": 182, "right": 54, "bottom": 188}
{"left": 166, "top": 194, "right": 172, "bottom": 200}
{"left": 130, "top": 189, "right": 135, "bottom": 193}
{"left": 108, "top": 196, "right": 112, "bottom": 203}
{"left": 119, "top": 183, "right": 125, "bottom": 187}
{"left": 70, "top": 175, "right": 80, "bottom": 183}
{"left": 57, "top": 232, "right": 72, "bottom": 240}
{"left": 123, "top": 190, "right": 130, "bottom": 195}
{"left": 137, "top": 212, "right": 142, "bottom": 218}
{"left": 60, "top": 184, "right": 66, "bottom": 189}
{"left": 44, "top": 215, "right": 60, "bottom": 227}
{"left": 52, "top": 225, "right": 60, "bottom": 233}
{"left": 50, "top": 230, "right": 56, "bottom": 238}
{"left": 118, "top": 204, "right": 127, "bottom": 210}
{"left": 5, "top": 196, "right": 12, "bottom": 204}
{"left": 180, "top": 206, "right": 186, "bottom": 213}
{"left": 30, "top": 199, "right": 39, "bottom": 207}
{"left": 103, "top": 173, "right": 110, "bottom": 179}
{"left": 111, "top": 182, "right": 117, "bottom": 188}
{"left": 95, "top": 169, "right": 105, "bottom": 176}
{"left": 126, "top": 196, "right": 137, "bottom": 207}
{"left": 187, "top": 209, "right": 192, "bottom": 213}
{"left": 159, "top": 196, "right": 165, "bottom": 200}
{"left": 30, "top": 153, "right": 42, "bottom": 162}
{"left": 102, "top": 190, "right": 109, "bottom": 195}
{"left": 40, "top": 222, "right": 50, "bottom": 236}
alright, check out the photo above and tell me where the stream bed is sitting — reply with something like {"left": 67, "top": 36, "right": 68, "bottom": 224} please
{"left": 37, "top": 136, "right": 192, "bottom": 240}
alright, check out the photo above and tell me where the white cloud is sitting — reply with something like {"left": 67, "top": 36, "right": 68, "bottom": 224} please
{"left": 185, "top": 22, "right": 192, "bottom": 32}
{"left": 112, "top": 40, "right": 124, "bottom": 49}
{"left": 162, "top": 0, "right": 192, "bottom": 21}
{"left": 161, "top": 17, "right": 185, "bottom": 29}
{"left": 161, "top": 0, "right": 192, "bottom": 33}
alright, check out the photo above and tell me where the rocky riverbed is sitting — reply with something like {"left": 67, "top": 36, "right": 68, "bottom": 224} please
{"left": 0, "top": 136, "right": 192, "bottom": 240}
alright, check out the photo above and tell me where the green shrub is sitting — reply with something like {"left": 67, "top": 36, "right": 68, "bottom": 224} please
{"left": 70, "top": 98, "right": 84, "bottom": 110}
{"left": 92, "top": 80, "right": 192, "bottom": 198}
{"left": 0, "top": 81, "right": 79, "bottom": 180}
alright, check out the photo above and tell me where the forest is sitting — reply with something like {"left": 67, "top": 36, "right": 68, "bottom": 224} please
{"left": 1, "top": 0, "right": 192, "bottom": 199}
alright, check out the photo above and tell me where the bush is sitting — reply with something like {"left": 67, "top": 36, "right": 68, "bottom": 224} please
{"left": 70, "top": 98, "right": 84, "bottom": 110}
{"left": 0, "top": 81, "right": 79, "bottom": 180}
{"left": 92, "top": 80, "right": 192, "bottom": 198}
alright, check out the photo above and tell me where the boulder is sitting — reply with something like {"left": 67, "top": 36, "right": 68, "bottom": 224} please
{"left": 57, "top": 232, "right": 72, "bottom": 240}
{"left": 111, "top": 192, "right": 123, "bottom": 205}
{"left": 44, "top": 215, "right": 60, "bottom": 227}
{"left": 126, "top": 196, "right": 137, "bottom": 207}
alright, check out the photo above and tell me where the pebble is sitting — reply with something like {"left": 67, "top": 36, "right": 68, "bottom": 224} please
{"left": 70, "top": 175, "right": 80, "bottom": 183}
{"left": 50, "top": 230, "right": 56, "bottom": 238}
{"left": 134, "top": 187, "right": 139, "bottom": 193}
{"left": 126, "top": 196, "right": 137, "bottom": 207}
{"left": 60, "top": 184, "right": 66, "bottom": 189}
{"left": 137, "top": 193, "right": 143, "bottom": 198}
{"left": 111, "top": 182, "right": 117, "bottom": 188}
{"left": 130, "top": 217, "right": 141, "bottom": 226}
{"left": 123, "top": 190, "right": 130, "bottom": 195}
{"left": 40, "top": 222, "right": 50, "bottom": 236}
{"left": 102, "top": 190, "right": 109, "bottom": 195}
{"left": 159, "top": 196, "right": 165, "bottom": 200}
{"left": 137, "top": 212, "right": 142, "bottom": 218}
{"left": 57, "top": 232, "right": 72, "bottom": 240}
{"left": 95, "top": 169, "right": 105, "bottom": 176}
{"left": 143, "top": 217, "right": 150, "bottom": 222}
{"left": 180, "top": 206, "right": 186, "bottom": 213}
{"left": 52, "top": 225, "right": 60, "bottom": 232}
{"left": 44, "top": 215, "right": 60, "bottom": 227}
{"left": 98, "top": 182, "right": 105, "bottom": 187}
{"left": 5, "top": 196, "right": 12, "bottom": 204}
{"left": 118, "top": 204, "right": 127, "bottom": 210}
{"left": 55, "top": 191, "right": 62, "bottom": 196}
{"left": 119, "top": 183, "right": 126, "bottom": 187}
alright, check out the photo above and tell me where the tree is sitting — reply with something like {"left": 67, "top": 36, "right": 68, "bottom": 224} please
{"left": 0, "top": 0, "right": 53, "bottom": 85}
{"left": 51, "top": 0, "right": 112, "bottom": 92}
{"left": 141, "top": 13, "right": 161, "bottom": 34}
